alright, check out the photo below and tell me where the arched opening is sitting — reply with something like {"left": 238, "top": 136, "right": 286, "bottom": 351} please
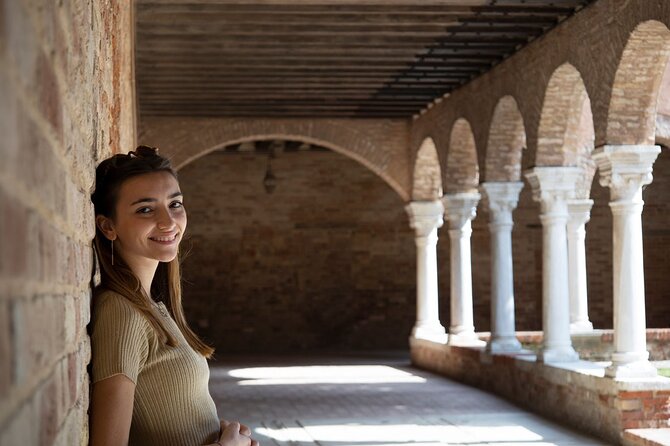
{"left": 444, "top": 118, "right": 480, "bottom": 194}
{"left": 602, "top": 20, "right": 670, "bottom": 329}
{"left": 607, "top": 20, "right": 670, "bottom": 145}
{"left": 178, "top": 139, "right": 416, "bottom": 354}
{"left": 518, "top": 63, "right": 597, "bottom": 330}
{"left": 485, "top": 95, "right": 526, "bottom": 183}
{"left": 412, "top": 137, "right": 442, "bottom": 201}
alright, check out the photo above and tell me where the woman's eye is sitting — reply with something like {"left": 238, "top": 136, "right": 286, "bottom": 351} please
{"left": 171, "top": 201, "right": 184, "bottom": 209}
{"left": 136, "top": 207, "right": 152, "bottom": 214}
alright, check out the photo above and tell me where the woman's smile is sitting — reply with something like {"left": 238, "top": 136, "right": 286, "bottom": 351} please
{"left": 149, "top": 233, "right": 179, "bottom": 244}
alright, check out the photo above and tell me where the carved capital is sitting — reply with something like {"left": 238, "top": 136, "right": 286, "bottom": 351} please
{"left": 524, "top": 166, "right": 582, "bottom": 215}
{"left": 567, "top": 199, "right": 593, "bottom": 227}
{"left": 442, "top": 192, "right": 480, "bottom": 229}
{"left": 480, "top": 182, "right": 524, "bottom": 226}
{"left": 405, "top": 200, "right": 444, "bottom": 238}
{"left": 592, "top": 145, "right": 660, "bottom": 202}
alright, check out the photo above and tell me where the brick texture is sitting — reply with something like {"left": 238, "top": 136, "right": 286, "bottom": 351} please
{"left": 0, "top": 1, "right": 134, "bottom": 445}
{"left": 178, "top": 148, "right": 416, "bottom": 354}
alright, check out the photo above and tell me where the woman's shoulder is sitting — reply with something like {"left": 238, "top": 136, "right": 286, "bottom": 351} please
{"left": 92, "top": 289, "right": 149, "bottom": 325}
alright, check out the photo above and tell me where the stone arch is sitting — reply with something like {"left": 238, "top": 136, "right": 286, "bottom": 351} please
{"left": 444, "top": 118, "right": 479, "bottom": 194}
{"left": 412, "top": 137, "right": 443, "bottom": 200}
{"left": 536, "top": 63, "right": 595, "bottom": 198}
{"left": 607, "top": 20, "right": 670, "bottom": 145}
{"left": 139, "top": 118, "right": 411, "bottom": 201}
{"left": 485, "top": 95, "right": 526, "bottom": 182}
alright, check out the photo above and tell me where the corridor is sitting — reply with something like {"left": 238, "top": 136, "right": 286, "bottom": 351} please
{"left": 209, "top": 353, "right": 609, "bottom": 446}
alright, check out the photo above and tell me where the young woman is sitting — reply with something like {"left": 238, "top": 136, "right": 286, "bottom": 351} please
{"left": 89, "top": 146, "right": 258, "bottom": 446}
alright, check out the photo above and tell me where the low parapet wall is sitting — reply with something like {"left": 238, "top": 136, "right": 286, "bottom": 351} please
{"left": 410, "top": 336, "right": 670, "bottom": 445}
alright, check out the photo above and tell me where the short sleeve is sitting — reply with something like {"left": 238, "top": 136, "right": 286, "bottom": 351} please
{"left": 91, "top": 293, "right": 151, "bottom": 385}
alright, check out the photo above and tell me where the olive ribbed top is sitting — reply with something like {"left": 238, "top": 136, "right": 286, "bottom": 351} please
{"left": 91, "top": 290, "right": 220, "bottom": 446}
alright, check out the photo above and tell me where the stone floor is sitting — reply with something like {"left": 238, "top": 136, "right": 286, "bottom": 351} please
{"left": 208, "top": 351, "right": 612, "bottom": 445}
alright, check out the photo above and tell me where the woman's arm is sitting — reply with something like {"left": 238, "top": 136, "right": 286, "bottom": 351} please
{"left": 90, "top": 374, "right": 135, "bottom": 446}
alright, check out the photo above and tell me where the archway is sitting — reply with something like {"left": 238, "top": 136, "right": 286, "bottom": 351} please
{"left": 606, "top": 20, "right": 670, "bottom": 145}
{"left": 412, "top": 137, "right": 442, "bottom": 201}
{"left": 178, "top": 139, "right": 416, "bottom": 354}
{"left": 485, "top": 95, "right": 526, "bottom": 183}
{"left": 444, "top": 118, "right": 479, "bottom": 194}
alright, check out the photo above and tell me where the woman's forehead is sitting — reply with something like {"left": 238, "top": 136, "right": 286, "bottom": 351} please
{"left": 119, "top": 172, "right": 180, "bottom": 202}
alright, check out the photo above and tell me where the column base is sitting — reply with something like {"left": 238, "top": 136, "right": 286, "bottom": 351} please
{"left": 570, "top": 320, "right": 594, "bottom": 334}
{"left": 606, "top": 360, "right": 657, "bottom": 379}
{"left": 486, "top": 336, "right": 523, "bottom": 353}
{"left": 538, "top": 345, "right": 580, "bottom": 363}
{"left": 448, "top": 331, "right": 486, "bottom": 347}
{"left": 412, "top": 324, "right": 448, "bottom": 344}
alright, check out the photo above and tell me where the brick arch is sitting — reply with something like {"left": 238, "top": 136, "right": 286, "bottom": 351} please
{"left": 485, "top": 95, "right": 526, "bottom": 182}
{"left": 139, "top": 118, "right": 411, "bottom": 201}
{"left": 607, "top": 20, "right": 670, "bottom": 145}
{"left": 655, "top": 58, "right": 670, "bottom": 148}
{"left": 412, "top": 137, "right": 443, "bottom": 201}
{"left": 445, "top": 118, "right": 479, "bottom": 194}
{"left": 536, "top": 63, "right": 594, "bottom": 167}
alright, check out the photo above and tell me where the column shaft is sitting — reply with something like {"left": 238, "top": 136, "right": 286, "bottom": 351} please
{"left": 481, "top": 182, "right": 523, "bottom": 353}
{"left": 525, "top": 167, "right": 580, "bottom": 363}
{"left": 443, "top": 192, "right": 484, "bottom": 346}
{"left": 567, "top": 200, "right": 594, "bottom": 333}
{"left": 406, "top": 201, "right": 447, "bottom": 343}
{"left": 593, "top": 144, "right": 659, "bottom": 379}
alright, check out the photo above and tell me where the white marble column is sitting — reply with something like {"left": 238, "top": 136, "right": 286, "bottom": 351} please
{"left": 442, "top": 192, "right": 484, "bottom": 346}
{"left": 567, "top": 199, "right": 595, "bottom": 333}
{"left": 525, "top": 167, "right": 580, "bottom": 363}
{"left": 592, "top": 144, "right": 661, "bottom": 379}
{"left": 481, "top": 182, "right": 524, "bottom": 353}
{"left": 405, "top": 200, "right": 448, "bottom": 343}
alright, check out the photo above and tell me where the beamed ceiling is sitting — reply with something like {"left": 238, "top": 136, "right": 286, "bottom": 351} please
{"left": 136, "top": 0, "right": 594, "bottom": 118}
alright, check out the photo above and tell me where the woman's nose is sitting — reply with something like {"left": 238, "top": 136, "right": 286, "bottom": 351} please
{"left": 156, "top": 209, "right": 176, "bottom": 230}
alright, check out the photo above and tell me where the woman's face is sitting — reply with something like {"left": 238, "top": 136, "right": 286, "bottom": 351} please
{"left": 111, "top": 171, "right": 187, "bottom": 265}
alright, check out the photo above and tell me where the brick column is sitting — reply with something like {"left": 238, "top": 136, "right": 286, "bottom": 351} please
{"left": 593, "top": 144, "right": 660, "bottom": 379}
{"left": 525, "top": 167, "right": 580, "bottom": 363}
{"left": 442, "top": 192, "right": 484, "bottom": 346}
{"left": 481, "top": 182, "right": 524, "bottom": 353}
{"left": 405, "top": 201, "right": 448, "bottom": 343}
{"left": 567, "top": 199, "right": 594, "bottom": 333}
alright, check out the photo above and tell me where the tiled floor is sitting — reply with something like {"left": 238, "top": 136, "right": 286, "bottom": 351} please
{"left": 209, "top": 352, "right": 612, "bottom": 446}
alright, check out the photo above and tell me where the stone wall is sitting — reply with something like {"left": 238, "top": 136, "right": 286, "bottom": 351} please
{"left": 178, "top": 147, "right": 416, "bottom": 354}
{"left": 0, "top": 1, "right": 134, "bottom": 444}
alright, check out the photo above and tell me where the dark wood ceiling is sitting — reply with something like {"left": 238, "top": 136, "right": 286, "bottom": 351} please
{"left": 136, "top": 0, "right": 594, "bottom": 118}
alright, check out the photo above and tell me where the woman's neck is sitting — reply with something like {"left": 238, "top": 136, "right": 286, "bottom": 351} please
{"left": 120, "top": 252, "right": 159, "bottom": 301}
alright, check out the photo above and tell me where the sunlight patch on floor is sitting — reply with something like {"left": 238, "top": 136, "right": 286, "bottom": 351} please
{"left": 254, "top": 423, "right": 544, "bottom": 444}
{"left": 227, "top": 365, "right": 428, "bottom": 385}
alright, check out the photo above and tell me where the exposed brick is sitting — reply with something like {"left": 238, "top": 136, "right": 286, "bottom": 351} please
{"left": 180, "top": 149, "right": 416, "bottom": 354}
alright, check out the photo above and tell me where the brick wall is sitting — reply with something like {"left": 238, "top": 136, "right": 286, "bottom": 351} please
{"left": 0, "top": 1, "right": 134, "bottom": 444}
{"left": 411, "top": 339, "right": 670, "bottom": 445}
{"left": 178, "top": 147, "right": 417, "bottom": 354}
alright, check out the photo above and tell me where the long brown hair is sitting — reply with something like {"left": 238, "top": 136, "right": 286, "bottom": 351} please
{"left": 91, "top": 145, "right": 214, "bottom": 358}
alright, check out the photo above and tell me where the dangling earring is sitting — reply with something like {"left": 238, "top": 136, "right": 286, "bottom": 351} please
{"left": 111, "top": 239, "right": 115, "bottom": 266}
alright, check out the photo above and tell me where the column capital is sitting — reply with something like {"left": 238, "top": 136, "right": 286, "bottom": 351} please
{"left": 524, "top": 166, "right": 581, "bottom": 214}
{"left": 442, "top": 192, "right": 480, "bottom": 229}
{"left": 592, "top": 144, "right": 661, "bottom": 202}
{"left": 567, "top": 199, "right": 594, "bottom": 227}
{"left": 405, "top": 200, "right": 444, "bottom": 237}
{"left": 480, "top": 182, "right": 524, "bottom": 225}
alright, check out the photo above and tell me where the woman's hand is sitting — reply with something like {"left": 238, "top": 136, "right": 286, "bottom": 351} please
{"left": 212, "top": 419, "right": 259, "bottom": 446}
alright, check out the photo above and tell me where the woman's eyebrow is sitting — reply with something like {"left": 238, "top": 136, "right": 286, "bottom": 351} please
{"left": 130, "top": 191, "right": 183, "bottom": 206}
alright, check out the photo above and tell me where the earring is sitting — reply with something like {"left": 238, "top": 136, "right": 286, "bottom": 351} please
{"left": 111, "top": 239, "right": 114, "bottom": 266}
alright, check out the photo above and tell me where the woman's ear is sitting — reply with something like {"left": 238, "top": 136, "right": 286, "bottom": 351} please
{"left": 95, "top": 215, "right": 117, "bottom": 241}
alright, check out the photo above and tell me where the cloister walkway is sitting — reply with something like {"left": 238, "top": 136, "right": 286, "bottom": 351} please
{"left": 208, "top": 352, "right": 609, "bottom": 446}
